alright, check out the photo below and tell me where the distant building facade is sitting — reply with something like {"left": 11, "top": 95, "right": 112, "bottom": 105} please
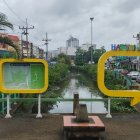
{"left": 49, "top": 42, "right": 97, "bottom": 60}
{"left": 0, "top": 33, "right": 45, "bottom": 59}
{"left": 0, "top": 33, "right": 20, "bottom": 58}
{"left": 0, "top": 33, "right": 20, "bottom": 52}
{"left": 66, "top": 36, "right": 79, "bottom": 48}
{"left": 21, "top": 41, "right": 45, "bottom": 59}
{"left": 80, "top": 43, "right": 96, "bottom": 51}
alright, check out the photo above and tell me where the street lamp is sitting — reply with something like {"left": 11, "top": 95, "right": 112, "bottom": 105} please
{"left": 90, "top": 17, "right": 94, "bottom": 113}
{"left": 90, "top": 17, "right": 94, "bottom": 63}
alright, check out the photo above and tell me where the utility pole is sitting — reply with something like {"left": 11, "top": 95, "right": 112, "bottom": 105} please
{"left": 19, "top": 18, "right": 34, "bottom": 58}
{"left": 42, "top": 32, "right": 51, "bottom": 60}
{"left": 90, "top": 17, "right": 94, "bottom": 64}
{"left": 133, "top": 32, "right": 140, "bottom": 64}
{"left": 133, "top": 32, "right": 140, "bottom": 46}
{"left": 20, "top": 32, "right": 24, "bottom": 58}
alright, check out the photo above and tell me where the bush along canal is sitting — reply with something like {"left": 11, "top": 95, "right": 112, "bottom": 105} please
{"left": 15, "top": 64, "right": 136, "bottom": 114}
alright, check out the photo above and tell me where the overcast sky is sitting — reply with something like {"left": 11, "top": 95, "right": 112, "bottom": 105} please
{"left": 0, "top": 0, "right": 140, "bottom": 51}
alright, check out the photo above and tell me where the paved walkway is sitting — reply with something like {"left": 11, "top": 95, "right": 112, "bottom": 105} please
{"left": 0, "top": 113, "right": 140, "bottom": 140}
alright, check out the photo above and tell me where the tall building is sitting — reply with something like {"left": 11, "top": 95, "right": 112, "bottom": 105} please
{"left": 66, "top": 36, "right": 79, "bottom": 48}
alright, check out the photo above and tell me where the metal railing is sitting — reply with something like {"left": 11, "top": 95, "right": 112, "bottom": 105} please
{"left": 0, "top": 95, "right": 131, "bottom": 119}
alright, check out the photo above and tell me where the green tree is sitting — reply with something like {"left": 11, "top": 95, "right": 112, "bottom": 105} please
{"left": 0, "top": 13, "right": 21, "bottom": 58}
{"left": 0, "top": 12, "right": 13, "bottom": 30}
{"left": 49, "top": 63, "right": 69, "bottom": 86}
{"left": 54, "top": 53, "right": 71, "bottom": 65}
{"left": 92, "top": 46, "right": 106, "bottom": 63}
{"left": 75, "top": 48, "right": 86, "bottom": 65}
{"left": 75, "top": 46, "right": 106, "bottom": 65}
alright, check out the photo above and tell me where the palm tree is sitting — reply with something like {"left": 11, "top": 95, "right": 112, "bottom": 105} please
{"left": 0, "top": 12, "right": 21, "bottom": 58}
{"left": 0, "top": 12, "right": 13, "bottom": 30}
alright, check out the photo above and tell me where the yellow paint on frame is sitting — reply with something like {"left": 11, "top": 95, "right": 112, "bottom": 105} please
{"left": 0, "top": 59, "right": 48, "bottom": 94}
{"left": 98, "top": 51, "right": 140, "bottom": 106}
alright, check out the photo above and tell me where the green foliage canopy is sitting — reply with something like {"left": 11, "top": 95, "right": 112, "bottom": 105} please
{"left": 0, "top": 12, "right": 13, "bottom": 30}
{"left": 75, "top": 46, "right": 106, "bottom": 65}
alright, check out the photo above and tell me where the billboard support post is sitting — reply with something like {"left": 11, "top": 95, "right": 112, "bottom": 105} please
{"left": 36, "top": 94, "right": 42, "bottom": 118}
{"left": 5, "top": 94, "right": 12, "bottom": 118}
{"left": 2, "top": 94, "right": 4, "bottom": 114}
{"left": 106, "top": 98, "right": 112, "bottom": 118}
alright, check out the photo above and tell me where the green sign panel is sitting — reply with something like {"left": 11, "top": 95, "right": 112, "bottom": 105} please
{"left": 0, "top": 59, "right": 48, "bottom": 94}
{"left": 3, "top": 63, "right": 45, "bottom": 89}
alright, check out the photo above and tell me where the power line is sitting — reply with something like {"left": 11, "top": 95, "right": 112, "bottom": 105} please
{"left": 2, "top": 0, "right": 26, "bottom": 24}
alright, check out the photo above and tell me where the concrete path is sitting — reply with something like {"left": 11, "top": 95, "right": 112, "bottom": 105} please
{"left": 0, "top": 113, "right": 140, "bottom": 140}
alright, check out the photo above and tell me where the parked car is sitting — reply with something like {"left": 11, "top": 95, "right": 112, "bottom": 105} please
{"left": 136, "top": 74, "right": 140, "bottom": 83}
{"left": 127, "top": 71, "right": 140, "bottom": 80}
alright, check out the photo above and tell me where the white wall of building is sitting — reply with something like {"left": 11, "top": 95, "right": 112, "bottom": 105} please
{"left": 67, "top": 47, "right": 77, "bottom": 56}
{"left": 33, "top": 45, "right": 40, "bottom": 58}
{"left": 49, "top": 50, "right": 59, "bottom": 58}
{"left": 80, "top": 43, "right": 96, "bottom": 51}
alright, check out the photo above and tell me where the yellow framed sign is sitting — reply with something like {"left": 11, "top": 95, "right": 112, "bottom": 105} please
{"left": 98, "top": 51, "right": 140, "bottom": 106}
{"left": 0, "top": 59, "right": 48, "bottom": 94}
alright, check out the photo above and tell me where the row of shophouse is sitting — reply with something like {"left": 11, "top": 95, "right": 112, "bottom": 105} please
{"left": 0, "top": 33, "right": 45, "bottom": 59}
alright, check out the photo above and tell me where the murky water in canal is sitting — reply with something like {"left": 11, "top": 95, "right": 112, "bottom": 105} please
{"left": 49, "top": 73, "right": 107, "bottom": 114}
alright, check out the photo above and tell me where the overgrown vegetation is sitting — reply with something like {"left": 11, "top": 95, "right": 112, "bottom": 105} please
{"left": 72, "top": 64, "right": 136, "bottom": 113}
{"left": 110, "top": 99, "right": 136, "bottom": 113}
{"left": 104, "top": 70, "right": 136, "bottom": 112}
{"left": 71, "top": 64, "right": 97, "bottom": 82}
{"left": 49, "top": 63, "right": 69, "bottom": 87}
{"left": 49, "top": 53, "right": 71, "bottom": 87}
{"left": 75, "top": 46, "right": 106, "bottom": 65}
{"left": 104, "top": 70, "right": 127, "bottom": 90}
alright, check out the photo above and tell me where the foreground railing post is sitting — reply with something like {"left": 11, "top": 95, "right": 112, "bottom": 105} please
{"left": 73, "top": 93, "right": 79, "bottom": 115}
{"left": 5, "top": 94, "right": 12, "bottom": 118}
{"left": 90, "top": 94, "right": 92, "bottom": 113}
{"left": 36, "top": 94, "right": 42, "bottom": 118}
{"left": 106, "top": 98, "right": 112, "bottom": 118}
{"left": 2, "top": 94, "right": 5, "bottom": 114}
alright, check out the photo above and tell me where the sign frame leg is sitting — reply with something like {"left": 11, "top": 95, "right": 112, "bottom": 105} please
{"left": 36, "top": 94, "right": 42, "bottom": 118}
{"left": 5, "top": 94, "right": 12, "bottom": 118}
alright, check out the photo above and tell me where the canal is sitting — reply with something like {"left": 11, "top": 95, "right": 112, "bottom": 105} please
{"left": 49, "top": 73, "right": 107, "bottom": 114}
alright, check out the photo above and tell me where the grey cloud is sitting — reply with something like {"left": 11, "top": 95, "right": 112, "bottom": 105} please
{"left": 114, "top": 0, "right": 140, "bottom": 14}
{"left": 0, "top": 0, "right": 139, "bottom": 51}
